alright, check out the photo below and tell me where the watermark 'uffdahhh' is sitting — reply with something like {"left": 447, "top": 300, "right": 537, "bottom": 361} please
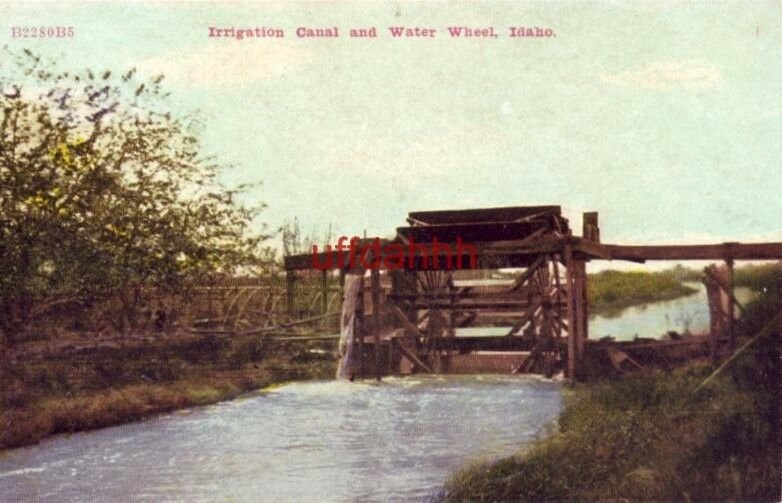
{"left": 312, "top": 236, "right": 477, "bottom": 270}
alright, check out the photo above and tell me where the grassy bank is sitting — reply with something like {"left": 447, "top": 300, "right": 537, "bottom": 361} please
{"left": 588, "top": 269, "right": 698, "bottom": 315}
{"left": 444, "top": 279, "right": 781, "bottom": 501}
{"left": 0, "top": 334, "right": 336, "bottom": 450}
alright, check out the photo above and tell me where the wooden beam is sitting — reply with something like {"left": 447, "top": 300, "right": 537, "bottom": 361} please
{"left": 407, "top": 205, "right": 562, "bottom": 225}
{"left": 605, "top": 242, "right": 782, "bottom": 261}
{"left": 388, "top": 303, "right": 424, "bottom": 337}
{"left": 703, "top": 266, "right": 746, "bottom": 316}
{"left": 564, "top": 243, "right": 576, "bottom": 380}
{"left": 356, "top": 276, "right": 365, "bottom": 377}
{"left": 393, "top": 338, "right": 433, "bottom": 373}
{"left": 371, "top": 269, "right": 382, "bottom": 381}
{"left": 286, "top": 270, "right": 296, "bottom": 317}
{"left": 726, "top": 258, "right": 735, "bottom": 350}
{"left": 397, "top": 221, "right": 553, "bottom": 244}
{"left": 506, "top": 295, "right": 544, "bottom": 336}
{"left": 321, "top": 270, "right": 328, "bottom": 314}
{"left": 509, "top": 255, "right": 547, "bottom": 292}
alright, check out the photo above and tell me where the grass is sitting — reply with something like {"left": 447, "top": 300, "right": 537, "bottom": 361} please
{"left": 443, "top": 273, "right": 781, "bottom": 501}
{"left": 588, "top": 269, "right": 698, "bottom": 314}
{"left": 0, "top": 334, "right": 336, "bottom": 450}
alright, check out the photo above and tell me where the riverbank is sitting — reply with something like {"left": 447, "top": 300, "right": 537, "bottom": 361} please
{"left": 443, "top": 279, "right": 781, "bottom": 501}
{"left": 0, "top": 333, "right": 336, "bottom": 450}
{"left": 588, "top": 269, "right": 698, "bottom": 315}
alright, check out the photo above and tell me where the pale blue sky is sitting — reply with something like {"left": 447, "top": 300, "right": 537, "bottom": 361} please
{"left": 3, "top": 1, "right": 780, "bottom": 258}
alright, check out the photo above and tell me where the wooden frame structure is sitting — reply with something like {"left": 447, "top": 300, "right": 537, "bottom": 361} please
{"left": 284, "top": 205, "right": 782, "bottom": 381}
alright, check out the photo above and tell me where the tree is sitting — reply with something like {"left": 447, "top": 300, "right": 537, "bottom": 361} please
{"left": 0, "top": 48, "right": 272, "bottom": 343}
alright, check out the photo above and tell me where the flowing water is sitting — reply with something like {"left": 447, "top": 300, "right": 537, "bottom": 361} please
{"left": 3, "top": 282, "right": 745, "bottom": 501}
{"left": 0, "top": 376, "right": 563, "bottom": 502}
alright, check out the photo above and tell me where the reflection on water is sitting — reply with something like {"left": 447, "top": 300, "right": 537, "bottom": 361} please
{"left": 0, "top": 376, "right": 562, "bottom": 502}
{"left": 589, "top": 282, "right": 756, "bottom": 341}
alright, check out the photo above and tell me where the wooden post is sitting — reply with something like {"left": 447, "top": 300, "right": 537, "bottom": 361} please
{"left": 356, "top": 275, "right": 365, "bottom": 378}
{"left": 574, "top": 260, "right": 587, "bottom": 362}
{"left": 286, "top": 270, "right": 296, "bottom": 318}
{"left": 726, "top": 257, "right": 735, "bottom": 350}
{"left": 583, "top": 211, "right": 600, "bottom": 242}
{"left": 371, "top": 268, "right": 382, "bottom": 381}
{"left": 564, "top": 243, "right": 576, "bottom": 381}
{"left": 320, "top": 269, "right": 328, "bottom": 314}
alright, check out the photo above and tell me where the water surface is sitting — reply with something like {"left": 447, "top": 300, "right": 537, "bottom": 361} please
{"left": 0, "top": 376, "right": 562, "bottom": 502}
{"left": 589, "top": 282, "right": 756, "bottom": 340}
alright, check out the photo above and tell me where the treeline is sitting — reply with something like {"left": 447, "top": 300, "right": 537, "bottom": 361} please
{"left": 0, "top": 49, "right": 274, "bottom": 345}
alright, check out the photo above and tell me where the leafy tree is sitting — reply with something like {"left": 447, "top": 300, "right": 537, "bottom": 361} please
{"left": 0, "top": 48, "right": 273, "bottom": 343}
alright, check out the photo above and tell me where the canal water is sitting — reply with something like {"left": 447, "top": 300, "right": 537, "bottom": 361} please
{"left": 589, "top": 282, "right": 756, "bottom": 341}
{"left": 0, "top": 376, "right": 563, "bottom": 502}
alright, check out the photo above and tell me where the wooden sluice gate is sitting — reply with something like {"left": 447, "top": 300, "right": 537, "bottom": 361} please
{"left": 283, "top": 205, "right": 782, "bottom": 381}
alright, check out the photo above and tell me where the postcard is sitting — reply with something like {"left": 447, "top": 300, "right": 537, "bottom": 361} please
{"left": 0, "top": 1, "right": 780, "bottom": 501}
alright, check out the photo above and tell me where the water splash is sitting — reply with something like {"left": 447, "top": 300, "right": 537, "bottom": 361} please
{"left": 336, "top": 273, "right": 362, "bottom": 380}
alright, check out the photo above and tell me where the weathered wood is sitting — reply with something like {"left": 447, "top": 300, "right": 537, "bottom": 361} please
{"left": 702, "top": 266, "right": 747, "bottom": 316}
{"left": 321, "top": 270, "right": 328, "bottom": 314}
{"left": 506, "top": 295, "right": 544, "bottom": 336}
{"left": 573, "top": 260, "right": 587, "bottom": 361}
{"left": 393, "top": 338, "right": 433, "bottom": 373}
{"left": 239, "top": 311, "right": 340, "bottom": 336}
{"left": 606, "top": 242, "right": 782, "bottom": 261}
{"left": 397, "top": 221, "right": 555, "bottom": 244}
{"left": 356, "top": 276, "right": 365, "bottom": 377}
{"left": 388, "top": 303, "right": 424, "bottom": 337}
{"left": 371, "top": 268, "right": 382, "bottom": 381}
{"left": 726, "top": 258, "right": 735, "bottom": 350}
{"left": 564, "top": 243, "right": 576, "bottom": 380}
{"left": 285, "top": 270, "right": 296, "bottom": 316}
{"left": 509, "top": 255, "right": 547, "bottom": 291}
{"left": 583, "top": 211, "right": 600, "bottom": 242}
{"left": 407, "top": 205, "right": 562, "bottom": 225}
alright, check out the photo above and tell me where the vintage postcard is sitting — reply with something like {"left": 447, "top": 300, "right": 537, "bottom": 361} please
{"left": 0, "top": 1, "right": 780, "bottom": 501}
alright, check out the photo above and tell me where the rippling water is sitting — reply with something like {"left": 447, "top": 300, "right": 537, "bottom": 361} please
{"left": 0, "top": 375, "right": 562, "bottom": 502}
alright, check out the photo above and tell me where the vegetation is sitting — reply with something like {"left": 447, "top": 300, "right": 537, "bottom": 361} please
{"left": 443, "top": 268, "right": 781, "bottom": 501}
{"left": 588, "top": 268, "right": 698, "bottom": 314}
{"left": 0, "top": 48, "right": 273, "bottom": 344}
{"left": 1, "top": 334, "right": 336, "bottom": 450}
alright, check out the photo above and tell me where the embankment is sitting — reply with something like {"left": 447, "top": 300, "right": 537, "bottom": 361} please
{"left": 1, "top": 333, "right": 336, "bottom": 450}
{"left": 588, "top": 269, "right": 698, "bottom": 315}
{"left": 443, "top": 272, "right": 781, "bottom": 501}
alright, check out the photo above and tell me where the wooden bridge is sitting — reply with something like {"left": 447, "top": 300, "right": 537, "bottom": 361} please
{"left": 284, "top": 205, "right": 782, "bottom": 381}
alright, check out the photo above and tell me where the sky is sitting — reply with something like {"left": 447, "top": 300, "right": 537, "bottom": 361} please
{"left": 2, "top": 1, "right": 780, "bottom": 268}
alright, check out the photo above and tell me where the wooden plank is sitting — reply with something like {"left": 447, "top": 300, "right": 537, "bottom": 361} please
{"left": 573, "top": 260, "right": 587, "bottom": 361}
{"left": 397, "top": 221, "right": 553, "bottom": 244}
{"left": 393, "top": 338, "right": 433, "bottom": 373}
{"left": 509, "top": 255, "right": 547, "bottom": 291}
{"left": 321, "top": 270, "right": 328, "bottom": 314}
{"left": 564, "top": 243, "right": 576, "bottom": 380}
{"left": 286, "top": 270, "right": 296, "bottom": 316}
{"left": 506, "top": 295, "right": 544, "bottom": 336}
{"left": 388, "top": 303, "right": 424, "bottom": 337}
{"left": 371, "top": 269, "right": 382, "bottom": 381}
{"left": 408, "top": 205, "right": 562, "bottom": 225}
{"left": 726, "top": 258, "right": 735, "bottom": 350}
{"left": 703, "top": 266, "right": 746, "bottom": 316}
{"left": 605, "top": 242, "right": 782, "bottom": 261}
